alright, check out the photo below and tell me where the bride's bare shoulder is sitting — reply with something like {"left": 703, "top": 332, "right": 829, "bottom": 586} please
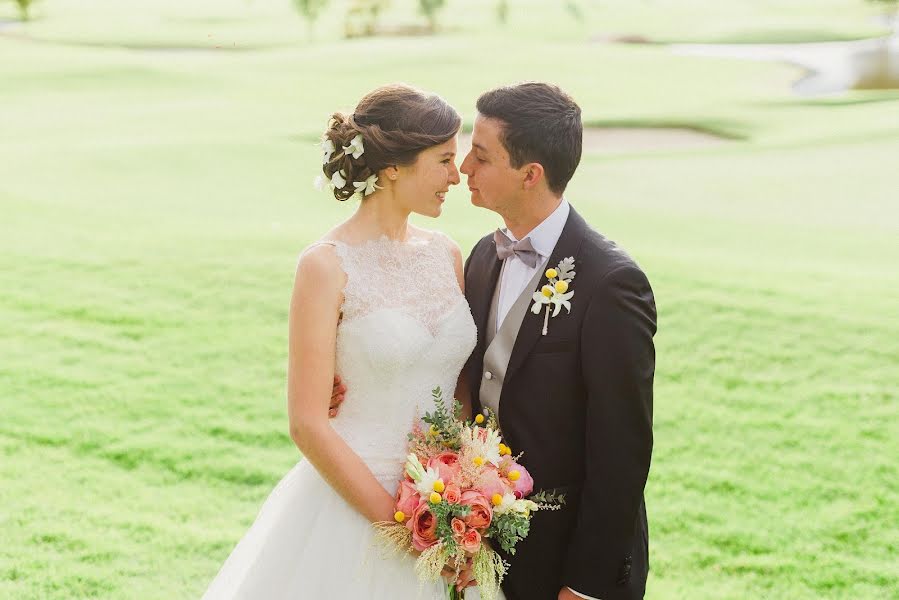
{"left": 295, "top": 239, "right": 344, "bottom": 289}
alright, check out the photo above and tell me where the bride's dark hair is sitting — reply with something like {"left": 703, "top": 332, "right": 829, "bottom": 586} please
{"left": 321, "top": 84, "right": 462, "bottom": 201}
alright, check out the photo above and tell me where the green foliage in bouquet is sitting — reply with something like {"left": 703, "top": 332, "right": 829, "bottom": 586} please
{"left": 431, "top": 499, "right": 471, "bottom": 555}
{"left": 419, "top": 387, "right": 464, "bottom": 449}
{"left": 529, "top": 489, "right": 567, "bottom": 510}
{"left": 486, "top": 510, "right": 531, "bottom": 555}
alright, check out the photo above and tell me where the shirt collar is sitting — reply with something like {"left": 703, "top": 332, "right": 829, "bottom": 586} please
{"left": 505, "top": 198, "right": 570, "bottom": 258}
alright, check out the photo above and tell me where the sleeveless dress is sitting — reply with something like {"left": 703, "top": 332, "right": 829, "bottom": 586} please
{"left": 202, "top": 234, "right": 481, "bottom": 599}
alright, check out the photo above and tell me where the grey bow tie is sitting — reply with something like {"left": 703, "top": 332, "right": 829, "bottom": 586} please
{"left": 494, "top": 229, "right": 539, "bottom": 268}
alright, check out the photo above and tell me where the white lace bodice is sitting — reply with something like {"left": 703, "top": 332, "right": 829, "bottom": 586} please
{"left": 320, "top": 234, "right": 477, "bottom": 491}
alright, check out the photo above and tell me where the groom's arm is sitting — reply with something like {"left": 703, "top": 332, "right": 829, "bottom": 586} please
{"left": 461, "top": 239, "right": 486, "bottom": 416}
{"left": 564, "top": 264, "right": 656, "bottom": 599}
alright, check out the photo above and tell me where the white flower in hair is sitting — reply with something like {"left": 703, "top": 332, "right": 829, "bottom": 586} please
{"left": 351, "top": 173, "right": 382, "bottom": 197}
{"left": 331, "top": 170, "right": 347, "bottom": 189}
{"left": 321, "top": 139, "right": 335, "bottom": 165}
{"left": 343, "top": 134, "right": 365, "bottom": 159}
{"left": 362, "top": 173, "right": 382, "bottom": 196}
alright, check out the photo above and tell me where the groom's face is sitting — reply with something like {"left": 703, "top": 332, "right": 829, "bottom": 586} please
{"left": 460, "top": 115, "right": 522, "bottom": 214}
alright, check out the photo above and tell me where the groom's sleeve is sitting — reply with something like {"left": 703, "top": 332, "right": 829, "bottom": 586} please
{"left": 461, "top": 240, "right": 483, "bottom": 413}
{"left": 564, "top": 265, "right": 656, "bottom": 599}
{"left": 568, "top": 587, "right": 601, "bottom": 600}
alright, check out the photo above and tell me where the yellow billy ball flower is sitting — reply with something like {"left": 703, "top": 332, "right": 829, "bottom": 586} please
{"left": 473, "top": 456, "right": 485, "bottom": 467}
{"left": 475, "top": 414, "right": 485, "bottom": 424}
{"left": 429, "top": 492, "right": 442, "bottom": 504}
{"left": 508, "top": 470, "right": 521, "bottom": 481}
{"left": 428, "top": 425, "right": 438, "bottom": 437}
{"left": 498, "top": 443, "right": 507, "bottom": 455}
{"left": 491, "top": 494, "right": 503, "bottom": 506}
{"left": 554, "top": 280, "right": 569, "bottom": 294}
{"left": 545, "top": 268, "right": 558, "bottom": 279}
{"left": 541, "top": 285, "right": 554, "bottom": 298}
{"left": 394, "top": 511, "right": 406, "bottom": 523}
{"left": 433, "top": 480, "right": 445, "bottom": 493}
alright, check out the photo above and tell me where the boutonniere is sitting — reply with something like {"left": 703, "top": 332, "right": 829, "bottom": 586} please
{"left": 531, "top": 257, "right": 576, "bottom": 335}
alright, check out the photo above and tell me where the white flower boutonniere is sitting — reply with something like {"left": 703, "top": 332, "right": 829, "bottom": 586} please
{"left": 530, "top": 257, "right": 576, "bottom": 336}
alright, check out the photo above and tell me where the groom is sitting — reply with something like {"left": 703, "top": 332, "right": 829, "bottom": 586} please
{"left": 458, "top": 82, "right": 656, "bottom": 600}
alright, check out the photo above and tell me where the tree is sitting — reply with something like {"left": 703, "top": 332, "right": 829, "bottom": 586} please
{"left": 868, "top": 0, "right": 898, "bottom": 33}
{"left": 344, "top": 0, "right": 389, "bottom": 38}
{"left": 293, "top": 0, "right": 329, "bottom": 38}
{"left": 418, "top": 0, "right": 445, "bottom": 32}
{"left": 496, "top": 0, "right": 508, "bottom": 25}
{"left": 10, "top": 0, "right": 34, "bottom": 21}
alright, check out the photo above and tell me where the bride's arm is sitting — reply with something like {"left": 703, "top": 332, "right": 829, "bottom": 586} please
{"left": 447, "top": 236, "right": 473, "bottom": 421}
{"left": 287, "top": 245, "right": 396, "bottom": 524}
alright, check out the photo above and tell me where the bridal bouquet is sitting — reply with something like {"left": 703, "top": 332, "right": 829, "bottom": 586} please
{"left": 374, "top": 388, "right": 565, "bottom": 600}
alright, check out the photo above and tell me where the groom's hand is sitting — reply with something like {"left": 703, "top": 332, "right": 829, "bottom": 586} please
{"left": 328, "top": 375, "right": 345, "bottom": 417}
{"left": 558, "top": 588, "right": 582, "bottom": 600}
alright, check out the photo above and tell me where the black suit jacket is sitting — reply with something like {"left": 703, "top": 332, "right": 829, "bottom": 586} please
{"left": 463, "top": 206, "right": 657, "bottom": 600}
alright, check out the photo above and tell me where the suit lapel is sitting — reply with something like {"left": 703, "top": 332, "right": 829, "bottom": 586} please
{"left": 504, "top": 207, "right": 588, "bottom": 382}
{"left": 473, "top": 241, "right": 503, "bottom": 349}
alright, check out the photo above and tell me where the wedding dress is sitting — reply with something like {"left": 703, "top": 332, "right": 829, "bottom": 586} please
{"left": 202, "top": 233, "right": 484, "bottom": 599}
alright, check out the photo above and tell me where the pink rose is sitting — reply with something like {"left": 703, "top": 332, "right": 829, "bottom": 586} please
{"left": 507, "top": 462, "right": 534, "bottom": 497}
{"left": 461, "top": 528, "right": 482, "bottom": 553}
{"left": 427, "top": 451, "right": 461, "bottom": 485}
{"left": 460, "top": 490, "right": 493, "bottom": 530}
{"left": 411, "top": 502, "right": 439, "bottom": 551}
{"left": 443, "top": 483, "right": 462, "bottom": 505}
{"left": 476, "top": 467, "right": 509, "bottom": 499}
{"left": 451, "top": 517, "right": 466, "bottom": 536}
{"left": 395, "top": 480, "right": 422, "bottom": 518}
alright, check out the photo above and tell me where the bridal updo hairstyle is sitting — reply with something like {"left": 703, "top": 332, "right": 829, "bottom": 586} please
{"left": 321, "top": 84, "right": 462, "bottom": 201}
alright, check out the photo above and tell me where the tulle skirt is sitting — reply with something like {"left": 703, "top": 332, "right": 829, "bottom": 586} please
{"left": 202, "top": 459, "right": 450, "bottom": 599}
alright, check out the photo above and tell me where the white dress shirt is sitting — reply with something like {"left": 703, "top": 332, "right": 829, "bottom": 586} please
{"left": 495, "top": 199, "right": 570, "bottom": 332}
{"left": 494, "top": 198, "right": 599, "bottom": 600}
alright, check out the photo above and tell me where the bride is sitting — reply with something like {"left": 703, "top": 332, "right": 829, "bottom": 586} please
{"left": 202, "top": 84, "right": 482, "bottom": 598}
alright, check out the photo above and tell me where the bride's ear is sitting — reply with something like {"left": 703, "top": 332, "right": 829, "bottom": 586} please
{"left": 383, "top": 165, "right": 399, "bottom": 181}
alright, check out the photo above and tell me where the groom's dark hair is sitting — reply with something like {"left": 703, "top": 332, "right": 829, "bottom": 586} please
{"left": 476, "top": 82, "right": 582, "bottom": 195}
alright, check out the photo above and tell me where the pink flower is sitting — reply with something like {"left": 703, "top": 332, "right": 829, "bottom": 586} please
{"left": 451, "top": 517, "right": 466, "bottom": 536}
{"left": 396, "top": 480, "right": 422, "bottom": 518}
{"left": 507, "top": 462, "right": 534, "bottom": 497}
{"left": 460, "top": 490, "right": 493, "bottom": 530}
{"left": 476, "top": 467, "right": 509, "bottom": 499}
{"left": 461, "top": 528, "right": 482, "bottom": 553}
{"left": 411, "top": 502, "right": 439, "bottom": 551}
{"left": 427, "top": 451, "right": 461, "bottom": 485}
{"left": 443, "top": 483, "right": 462, "bottom": 505}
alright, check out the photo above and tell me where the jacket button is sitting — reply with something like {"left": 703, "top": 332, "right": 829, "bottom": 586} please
{"left": 484, "top": 371, "right": 493, "bottom": 380}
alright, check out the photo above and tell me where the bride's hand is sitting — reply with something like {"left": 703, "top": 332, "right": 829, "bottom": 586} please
{"left": 328, "top": 375, "right": 346, "bottom": 417}
{"left": 454, "top": 563, "right": 476, "bottom": 591}
{"left": 443, "top": 556, "right": 476, "bottom": 592}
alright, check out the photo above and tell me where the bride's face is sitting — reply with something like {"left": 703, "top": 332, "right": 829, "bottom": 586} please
{"left": 393, "top": 136, "right": 460, "bottom": 218}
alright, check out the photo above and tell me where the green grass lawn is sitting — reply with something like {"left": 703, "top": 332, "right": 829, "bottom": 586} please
{"left": 1, "top": 0, "right": 897, "bottom": 598}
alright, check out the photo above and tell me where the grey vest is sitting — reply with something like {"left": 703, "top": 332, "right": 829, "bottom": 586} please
{"left": 478, "top": 264, "right": 546, "bottom": 418}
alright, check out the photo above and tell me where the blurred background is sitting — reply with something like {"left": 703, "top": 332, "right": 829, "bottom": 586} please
{"left": 1, "top": 0, "right": 897, "bottom": 598}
